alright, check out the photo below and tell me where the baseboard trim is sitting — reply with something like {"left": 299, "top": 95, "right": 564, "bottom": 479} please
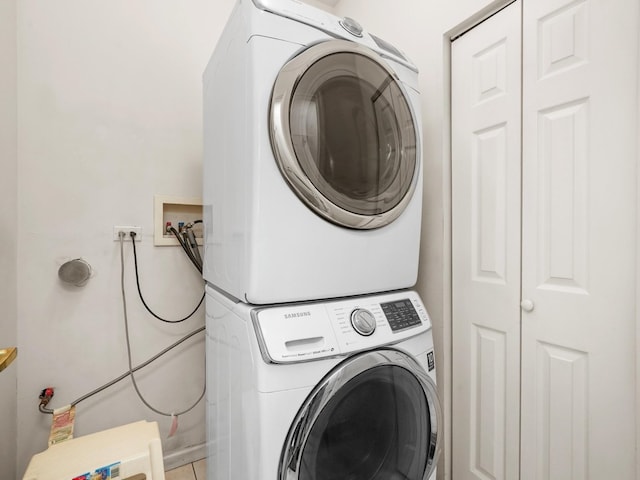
{"left": 163, "top": 442, "right": 207, "bottom": 471}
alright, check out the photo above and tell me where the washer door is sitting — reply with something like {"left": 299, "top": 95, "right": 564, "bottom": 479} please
{"left": 270, "top": 40, "right": 419, "bottom": 230}
{"left": 279, "top": 349, "right": 442, "bottom": 480}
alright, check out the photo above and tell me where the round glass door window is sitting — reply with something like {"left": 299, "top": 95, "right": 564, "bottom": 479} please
{"left": 279, "top": 350, "right": 441, "bottom": 480}
{"left": 270, "top": 40, "right": 419, "bottom": 230}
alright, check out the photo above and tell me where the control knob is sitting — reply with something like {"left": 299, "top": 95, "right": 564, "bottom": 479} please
{"left": 339, "top": 17, "right": 363, "bottom": 37}
{"left": 350, "top": 308, "right": 376, "bottom": 336}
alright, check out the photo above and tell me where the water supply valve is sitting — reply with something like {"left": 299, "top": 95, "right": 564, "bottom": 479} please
{"left": 39, "top": 387, "right": 54, "bottom": 408}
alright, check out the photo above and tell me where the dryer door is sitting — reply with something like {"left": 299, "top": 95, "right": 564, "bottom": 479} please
{"left": 279, "top": 348, "right": 441, "bottom": 480}
{"left": 270, "top": 40, "right": 419, "bottom": 230}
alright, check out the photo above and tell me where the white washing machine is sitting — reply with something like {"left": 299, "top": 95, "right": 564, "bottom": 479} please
{"left": 203, "top": 0, "right": 424, "bottom": 304}
{"left": 205, "top": 286, "right": 442, "bottom": 479}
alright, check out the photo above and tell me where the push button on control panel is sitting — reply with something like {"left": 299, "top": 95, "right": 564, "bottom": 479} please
{"left": 350, "top": 308, "right": 376, "bottom": 336}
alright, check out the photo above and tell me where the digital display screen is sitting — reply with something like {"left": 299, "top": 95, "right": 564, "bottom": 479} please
{"left": 380, "top": 299, "right": 421, "bottom": 332}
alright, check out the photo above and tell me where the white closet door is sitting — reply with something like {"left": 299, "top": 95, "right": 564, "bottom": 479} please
{"left": 520, "top": 0, "right": 638, "bottom": 478}
{"left": 451, "top": 3, "right": 522, "bottom": 479}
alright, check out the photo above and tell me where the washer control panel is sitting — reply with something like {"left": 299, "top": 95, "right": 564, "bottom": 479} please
{"left": 380, "top": 299, "right": 422, "bottom": 332}
{"left": 253, "top": 290, "right": 431, "bottom": 363}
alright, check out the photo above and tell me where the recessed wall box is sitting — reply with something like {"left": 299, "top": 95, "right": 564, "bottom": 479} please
{"left": 154, "top": 195, "right": 203, "bottom": 247}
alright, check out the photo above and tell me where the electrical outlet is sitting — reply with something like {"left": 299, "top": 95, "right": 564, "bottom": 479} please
{"left": 113, "top": 226, "right": 142, "bottom": 241}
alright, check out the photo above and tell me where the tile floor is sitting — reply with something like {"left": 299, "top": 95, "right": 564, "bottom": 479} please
{"left": 165, "top": 458, "right": 206, "bottom": 480}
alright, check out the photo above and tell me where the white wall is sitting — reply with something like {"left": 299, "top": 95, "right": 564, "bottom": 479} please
{"left": 334, "top": 1, "right": 510, "bottom": 478}
{"left": 15, "top": 0, "right": 235, "bottom": 476}
{"left": 0, "top": 0, "right": 18, "bottom": 478}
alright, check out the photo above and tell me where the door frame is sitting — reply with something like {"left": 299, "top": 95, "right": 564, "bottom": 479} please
{"left": 636, "top": 5, "right": 640, "bottom": 473}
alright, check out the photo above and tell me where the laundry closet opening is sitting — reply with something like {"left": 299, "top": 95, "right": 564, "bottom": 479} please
{"left": 450, "top": 0, "right": 638, "bottom": 478}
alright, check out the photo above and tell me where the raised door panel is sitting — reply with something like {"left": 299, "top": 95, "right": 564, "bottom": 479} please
{"left": 452, "top": 3, "right": 522, "bottom": 479}
{"left": 521, "top": 0, "right": 638, "bottom": 478}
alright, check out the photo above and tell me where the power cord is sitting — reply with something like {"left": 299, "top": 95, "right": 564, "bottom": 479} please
{"left": 130, "top": 231, "right": 204, "bottom": 324}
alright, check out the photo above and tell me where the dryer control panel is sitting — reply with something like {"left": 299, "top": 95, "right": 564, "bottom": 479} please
{"left": 252, "top": 290, "right": 431, "bottom": 364}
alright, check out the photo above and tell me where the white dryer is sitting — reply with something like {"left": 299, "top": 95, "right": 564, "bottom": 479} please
{"left": 203, "top": 0, "right": 424, "bottom": 304}
{"left": 205, "top": 286, "right": 442, "bottom": 479}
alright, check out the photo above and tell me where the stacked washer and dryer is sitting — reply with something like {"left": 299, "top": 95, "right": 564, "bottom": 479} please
{"left": 202, "top": 1, "right": 442, "bottom": 479}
